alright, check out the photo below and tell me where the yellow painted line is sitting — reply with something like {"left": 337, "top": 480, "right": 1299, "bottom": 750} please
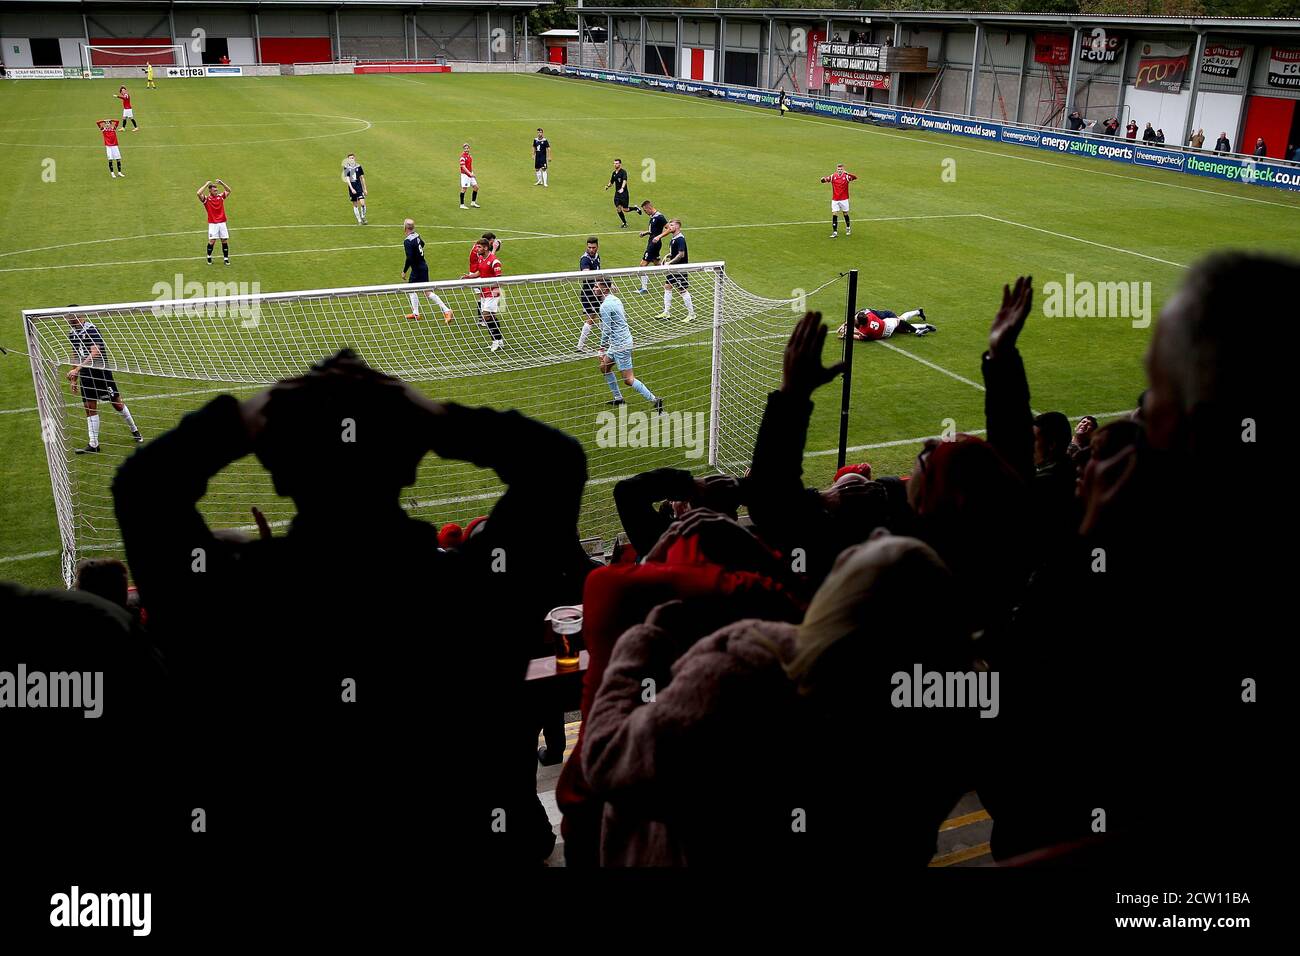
{"left": 939, "top": 809, "right": 990, "bottom": 832}
{"left": 929, "top": 842, "right": 992, "bottom": 868}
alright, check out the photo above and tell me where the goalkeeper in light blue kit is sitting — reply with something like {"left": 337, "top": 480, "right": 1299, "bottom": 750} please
{"left": 596, "top": 279, "right": 663, "bottom": 414}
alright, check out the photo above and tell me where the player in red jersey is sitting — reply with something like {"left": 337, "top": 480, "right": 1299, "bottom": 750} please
{"left": 467, "top": 232, "right": 501, "bottom": 327}
{"left": 820, "top": 162, "right": 857, "bottom": 238}
{"left": 838, "top": 306, "right": 936, "bottom": 341}
{"left": 97, "top": 119, "right": 124, "bottom": 178}
{"left": 197, "top": 179, "right": 232, "bottom": 265}
{"left": 459, "top": 143, "right": 479, "bottom": 209}
{"left": 114, "top": 86, "right": 138, "bottom": 131}
{"left": 462, "top": 237, "right": 505, "bottom": 351}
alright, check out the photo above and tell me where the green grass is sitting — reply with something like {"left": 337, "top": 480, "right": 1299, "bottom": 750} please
{"left": 2, "top": 71, "right": 1299, "bottom": 589}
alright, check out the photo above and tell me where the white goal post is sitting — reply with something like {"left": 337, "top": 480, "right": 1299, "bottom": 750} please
{"left": 81, "top": 44, "right": 189, "bottom": 74}
{"left": 24, "top": 261, "right": 810, "bottom": 586}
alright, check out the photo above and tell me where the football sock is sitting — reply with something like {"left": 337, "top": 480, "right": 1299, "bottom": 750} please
{"left": 486, "top": 316, "right": 502, "bottom": 340}
{"left": 221, "top": 241, "right": 229, "bottom": 261}
{"left": 832, "top": 215, "right": 838, "bottom": 230}
{"left": 630, "top": 379, "right": 657, "bottom": 403}
{"left": 87, "top": 414, "right": 100, "bottom": 447}
{"left": 206, "top": 242, "right": 214, "bottom": 258}
{"left": 900, "top": 309, "right": 921, "bottom": 321}
{"left": 844, "top": 214, "right": 851, "bottom": 228}
{"left": 408, "top": 293, "right": 420, "bottom": 315}
{"left": 617, "top": 210, "right": 627, "bottom": 225}
{"left": 115, "top": 160, "right": 122, "bottom": 172}
{"left": 681, "top": 292, "right": 695, "bottom": 316}
{"left": 117, "top": 405, "right": 137, "bottom": 431}
{"left": 663, "top": 290, "right": 672, "bottom": 313}
{"left": 542, "top": 170, "right": 548, "bottom": 185}
{"left": 577, "top": 323, "right": 592, "bottom": 349}
{"left": 471, "top": 190, "right": 478, "bottom": 202}
{"left": 605, "top": 373, "right": 623, "bottom": 401}
{"left": 107, "top": 161, "right": 114, "bottom": 173}
{"left": 460, "top": 192, "right": 465, "bottom": 204}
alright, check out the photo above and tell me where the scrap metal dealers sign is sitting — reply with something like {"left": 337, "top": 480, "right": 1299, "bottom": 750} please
{"left": 1201, "top": 42, "right": 1244, "bottom": 79}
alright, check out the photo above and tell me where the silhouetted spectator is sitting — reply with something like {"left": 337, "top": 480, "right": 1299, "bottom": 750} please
{"left": 75, "top": 557, "right": 129, "bottom": 609}
{"left": 582, "top": 534, "right": 971, "bottom": 867}
{"left": 1254, "top": 137, "right": 1267, "bottom": 157}
{"left": 113, "top": 348, "right": 587, "bottom": 866}
{"left": 613, "top": 468, "right": 741, "bottom": 558}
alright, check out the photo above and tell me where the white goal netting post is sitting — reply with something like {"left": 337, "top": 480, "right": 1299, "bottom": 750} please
{"left": 81, "top": 44, "right": 188, "bottom": 73}
{"left": 25, "top": 262, "right": 811, "bottom": 586}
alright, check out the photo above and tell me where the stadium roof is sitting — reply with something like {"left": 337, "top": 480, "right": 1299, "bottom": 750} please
{"left": 575, "top": 7, "right": 1300, "bottom": 34}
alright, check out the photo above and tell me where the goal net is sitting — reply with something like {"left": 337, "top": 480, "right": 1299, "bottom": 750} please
{"left": 24, "top": 262, "right": 818, "bottom": 586}
{"left": 82, "top": 44, "right": 188, "bottom": 70}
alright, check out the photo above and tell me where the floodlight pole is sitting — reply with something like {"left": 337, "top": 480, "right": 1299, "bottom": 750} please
{"left": 837, "top": 269, "right": 859, "bottom": 470}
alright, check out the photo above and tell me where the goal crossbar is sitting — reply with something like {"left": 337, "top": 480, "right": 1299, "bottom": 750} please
{"left": 24, "top": 260, "right": 811, "bottom": 586}
{"left": 21, "top": 262, "right": 730, "bottom": 321}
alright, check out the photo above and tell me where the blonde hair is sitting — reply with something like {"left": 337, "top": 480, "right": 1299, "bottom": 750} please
{"left": 783, "top": 535, "right": 955, "bottom": 694}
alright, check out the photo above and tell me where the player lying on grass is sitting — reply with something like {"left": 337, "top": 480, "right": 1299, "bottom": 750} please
{"left": 198, "top": 180, "right": 231, "bottom": 264}
{"left": 114, "top": 86, "right": 138, "bottom": 130}
{"left": 97, "top": 119, "right": 124, "bottom": 178}
{"left": 837, "top": 306, "right": 936, "bottom": 341}
{"left": 342, "top": 153, "right": 367, "bottom": 224}
{"left": 595, "top": 280, "right": 662, "bottom": 414}
{"left": 65, "top": 312, "right": 142, "bottom": 454}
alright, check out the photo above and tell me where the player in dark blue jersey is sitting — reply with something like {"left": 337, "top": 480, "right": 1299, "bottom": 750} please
{"left": 532, "top": 127, "right": 551, "bottom": 187}
{"left": 637, "top": 200, "right": 669, "bottom": 294}
{"left": 65, "top": 311, "right": 142, "bottom": 454}
{"left": 656, "top": 219, "right": 696, "bottom": 322}
{"left": 342, "top": 153, "right": 367, "bottom": 224}
{"left": 604, "top": 158, "right": 640, "bottom": 228}
{"left": 576, "top": 237, "right": 601, "bottom": 350}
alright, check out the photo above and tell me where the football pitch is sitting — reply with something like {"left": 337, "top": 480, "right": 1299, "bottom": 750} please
{"left": 2, "top": 71, "right": 1298, "bottom": 589}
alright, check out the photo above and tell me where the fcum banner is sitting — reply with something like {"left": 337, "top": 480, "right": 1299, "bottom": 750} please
{"left": 1201, "top": 42, "right": 1244, "bottom": 79}
{"left": 1268, "top": 47, "right": 1300, "bottom": 89}
{"left": 1135, "top": 42, "right": 1191, "bottom": 93}
{"left": 1079, "top": 27, "right": 1123, "bottom": 64}
{"left": 561, "top": 65, "right": 1300, "bottom": 192}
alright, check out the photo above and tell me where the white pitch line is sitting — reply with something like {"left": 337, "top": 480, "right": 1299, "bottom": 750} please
{"left": 977, "top": 214, "right": 1188, "bottom": 269}
{"left": 0, "top": 222, "right": 552, "bottom": 260}
{"left": 0, "top": 408, "right": 1136, "bottom": 566}
{"left": 876, "top": 340, "right": 987, "bottom": 392}
{"left": 0, "top": 214, "right": 969, "bottom": 274}
{"left": 546, "top": 73, "right": 1300, "bottom": 212}
{"left": 0, "top": 111, "right": 373, "bottom": 149}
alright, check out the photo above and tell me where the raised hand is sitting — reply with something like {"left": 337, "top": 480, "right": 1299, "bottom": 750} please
{"left": 781, "top": 311, "right": 846, "bottom": 398}
{"left": 989, "top": 275, "right": 1033, "bottom": 360}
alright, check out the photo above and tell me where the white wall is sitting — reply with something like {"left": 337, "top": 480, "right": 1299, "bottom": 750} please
{"left": 1190, "top": 90, "right": 1244, "bottom": 143}
{"left": 227, "top": 37, "right": 255, "bottom": 63}
{"left": 1, "top": 37, "right": 34, "bottom": 68}
{"left": 1124, "top": 85, "right": 1191, "bottom": 136}
{"left": 59, "top": 37, "right": 83, "bottom": 68}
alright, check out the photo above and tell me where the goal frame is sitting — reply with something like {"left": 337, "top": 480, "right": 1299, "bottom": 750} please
{"left": 81, "top": 43, "right": 189, "bottom": 73}
{"left": 24, "top": 261, "right": 728, "bottom": 586}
